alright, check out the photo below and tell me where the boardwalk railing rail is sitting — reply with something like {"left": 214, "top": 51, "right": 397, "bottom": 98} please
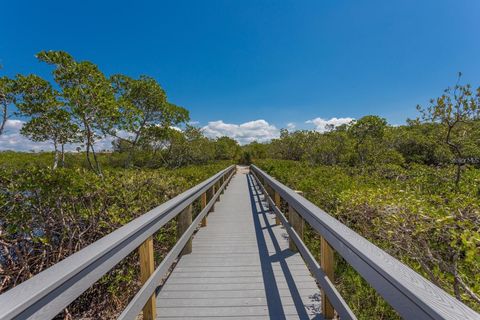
{"left": 0, "top": 165, "right": 236, "bottom": 320}
{"left": 250, "top": 165, "right": 480, "bottom": 320}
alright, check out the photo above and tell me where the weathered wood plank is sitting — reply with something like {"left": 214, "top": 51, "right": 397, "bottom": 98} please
{"left": 157, "top": 288, "right": 320, "bottom": 299}
{"left": 155, "top": 305, "right": 320, "bottom": 317}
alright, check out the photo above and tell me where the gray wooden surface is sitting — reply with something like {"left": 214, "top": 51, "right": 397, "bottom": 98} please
{"left": 156, "top": 167, "right": 322, "bottom": 320}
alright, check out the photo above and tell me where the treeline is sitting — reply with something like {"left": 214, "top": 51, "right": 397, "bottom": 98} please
{"left": 243, "top": 80, "right": 480, "bottom": 187}
{"left": 0, "top": 51, "right": 241, "bottom": 172}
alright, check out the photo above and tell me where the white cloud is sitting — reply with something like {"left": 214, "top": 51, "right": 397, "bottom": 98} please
{"left": 202, "top": 119, "right": 279, "bottom": 145}
{"left": 306, "top": 117, "right": 354, "bottom": 132}
{"left": 4, "top": 119, "right": 23, "bottom": 130}
{"left": 0, "top": 119, "right": 120, "bottom": 152}
{"left": 286, "top": 122, "right": 296, "bottom": 130}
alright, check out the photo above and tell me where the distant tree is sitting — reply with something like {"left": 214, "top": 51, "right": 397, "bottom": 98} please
{"left": 242, "top": 141, "right": 269, "bottom": 160}
{"left": 15, "top": 74, "right": 78, "bottom": 168}
{"left": 349, "top": 115, "right": 388, "bottom": 165}
{"left": 214, "top": 136, "right": 240, "bottom": 160}
{"left": 417, "top": 74, "right": 480, "bottom": 187}
{"left": 390, "top": 121, "right": 451, "bottom": 165}
{"left": 269, "top": 129, "right": 316, "bottom": 161}
{"left": 0, "top": 76, "right": 16, "bottom": 136}
{"left": 239, "top": 151, "right": 252, "bottom": 165}
{"left": 139, "top": 125, "right": 175, "bottom": 156}
{"left": 305, "top": 130, "right": 353, "bottom": 165}
{"left": 111, "top": 75, "right": 189, "bottom": 166}
{"left": 182, "top": 126, "right": 215, "bottom": 164}
{"left": 37, "top": 51, "right": 118, "bottom": 175}
{"left": 161, "top": 126, "right": 215, "bottom": 167}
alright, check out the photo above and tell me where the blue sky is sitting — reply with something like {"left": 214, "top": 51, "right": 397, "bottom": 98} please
{"left": 1, "top": 0, "right": 480, "bottom": 148}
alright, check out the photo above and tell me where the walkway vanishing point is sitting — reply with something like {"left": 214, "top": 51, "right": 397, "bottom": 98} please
{"left": 156, "top": 167, "right": 321, "bottom": 319}
{"left": 0, "top": 165, "right": 479, "bottom": 320}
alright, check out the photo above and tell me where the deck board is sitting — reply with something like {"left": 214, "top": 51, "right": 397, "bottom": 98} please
{"left": 156, "top": 168, "right": 323, "bottom": 319}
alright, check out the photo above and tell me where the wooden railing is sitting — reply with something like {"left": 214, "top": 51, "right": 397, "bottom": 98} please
{"left": 0, "top": 165, "right": 235, "bottom": 320}
{"left": 250, "top": 165, "right": 480, "bottom": 320}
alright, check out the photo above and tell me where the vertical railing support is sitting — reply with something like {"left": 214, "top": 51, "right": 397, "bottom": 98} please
{"left": 177, "top": 204, "right": 193, "bottom": 255}
{"left": 210, "top": 185, "right": 216, "bottom": 212}
{"left": 274, "top": 191, "right": 281, "bottom": 225}
{"left": 288, "top": 206, "right": 304, "bottom": 252}
{"left": 288, "top": 190, "right": 304, "bottom": 252}
{"left": 138, "top": 236, "right": 156, "bottom": 320}
{"left": 266, "top": 184, "right": 274, "bottom": 212}
{"left": 201, "top": 192, "right": 207, "bottom": 227}
{"left": 216, "top": 181, "right": 221, "bottom": 201}
{"left": 321, "top": 237, "right": 335, "bottom": 319}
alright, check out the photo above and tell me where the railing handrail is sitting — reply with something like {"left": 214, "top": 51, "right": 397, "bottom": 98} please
{"left": 0, "top": 165, "right": 235, "bottom": 320}
{"left": 251, "top": 165, "right": 480, "bottom": 320}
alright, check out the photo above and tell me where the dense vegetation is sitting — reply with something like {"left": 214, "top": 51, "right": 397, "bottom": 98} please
{"left": 0, "top": 153, "right": 233, "bottom": 318}
{"left": 244, "top": 85, "right": 480, "bottom": 318}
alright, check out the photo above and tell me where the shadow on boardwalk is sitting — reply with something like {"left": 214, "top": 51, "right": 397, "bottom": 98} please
{"left": 247, "top": 173, "right": 322, "bottom": 320}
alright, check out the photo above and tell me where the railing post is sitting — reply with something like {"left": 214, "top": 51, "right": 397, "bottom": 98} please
{"left": 288, "top": 190, "right": 304, "bottom": 252}
{"left": 210, "top": 185, "right": 216, "bottom": 211}
{"left": 288, "top": 207, "right": 304, "bottom": 252}
{"left": 266, "top": 184, "right": 273, "bottom": 209}
{"left": 265, "top": 184, "right": 271, "bottom": 198}
{"left": 201, "top": 192, "right": 207, "bottom": 227}
{"left": 138, "top": 236, "right": 156, "bottom": 320}
{"left": 274, "top": 191, "right": 281, "bottom": 225}
{"left": 216, "top": 181, "right": 221, "bottom": 201}
{"left": 177, "top": 204, "right": 193, "bottom": 255}
{"left": 321, "top": 237, "right": 335, "bottom": 319}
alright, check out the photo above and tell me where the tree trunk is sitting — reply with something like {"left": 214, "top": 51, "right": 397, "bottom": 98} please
{"left": 91, "top": 143, "right": 103, "bottom": 177}
{"left": 53, "top": 141, "right": 59, "bottom": 170}
{"left": 445, "top": 122, "right": 463, "bottom": 189}
{"left": 85, "top": 142, "right": 95, "bottom": 171}
{"left": 84, "top": 123, "right": 96, "bottom": 172}
{"left": 0, "top": 101, "right": 7, "bottom": 136}
{"left": 61, "top": 144, "right": 65, "bottom": 167}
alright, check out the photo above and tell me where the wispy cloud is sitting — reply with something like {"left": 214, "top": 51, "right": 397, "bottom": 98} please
{"left": 286, "top": 122, "right": 296, "bottom": 130}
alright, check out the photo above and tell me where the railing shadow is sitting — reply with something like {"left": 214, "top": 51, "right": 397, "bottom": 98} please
{"left": 246, "top": 173, "right": 313, "bottom": 320}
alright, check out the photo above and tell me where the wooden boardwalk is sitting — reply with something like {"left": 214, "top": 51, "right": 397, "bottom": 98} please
{"left": 3, "top": 167, "right": 478, "bottom": 319}
{"left": 156, "top": 167, "right": 322, "bottom": 320}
